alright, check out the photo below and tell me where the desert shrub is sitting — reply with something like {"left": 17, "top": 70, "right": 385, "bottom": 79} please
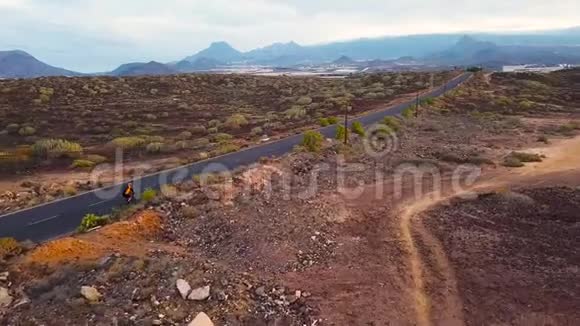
{"left": 141, "top": 188, "right": 157, "bottom": 202}
{"left": 208, "top": 127, "right": 218, "bottom": 134}
{"left": 503, "top": 156, "right": 524, "bottom": 168}
{"left": 160, "top": 184, "right": 178, "bottom": 198}
{"left": 383, "top": 116, "right": 401, "bottom": 131}
{"left": 319, "top": 118, "right": 330, "bottom": 127}
{"left": 351, "top": 121, "right": 365, "bottom": 136}
{"left": 63, "top": 184, "right": 77, "bottom": 196}
{"left": 335, "top": 125, "right": 348, "bottom": 141}
{"left": 18, "top": 126, "right": 36, "bottom": 136}
{"left": 225, "top": 114, "right": 248, "bottom": 129}
{"left": 145, "top": 142, "right": 163, "bottom": 153}
{"left": 191, "top": 138, "right": 210, "bottom": 149}
{"left": 284, "top": 106, "right": 306, "bottom": 120}
{"left": 32, "top": 139, "right": 83, "bottom": 159}
{"left": 86, "top": 154, "right": 107, "bottom": 164}
{"left": 191, "top": 125, "right": 207, "bottom": 135}
{"left": 251, "top": 126, "right": 263, "bottom": 136}
{"left": 144, "top": 135, "right": 165, "bottom": 143}
{"left": 421, "top": 97, "right": 435, "bottom": 106}
{"left": 110, "top": 137, "right": 147, "bottom": 150}
{"left": 212, "top": 133, "right": 233, "bottom": 143}
{"left": 123, "top": 121, "right": 139, "bottom": 128}
{"left": 302, "top": 130, "right": 324, "bottom": 152}
{"left": 327, "top": 116, "right": 339, "bottom": 124}
{"left": 402, "top": 106, "right": 416, "bottom": 119}
{"left": 509, "top": 151, "right": 543, "bottom": 163}
{"left": 215, "top": 143, "right": 240, "bottom": 155}
{"left": 177, "top": 131, "right": 192, "bottom": 140}
{"left": 537, "top": 135, "right": 549, "bottom": 144}
{"left": 78, "top": 214, "right": 109, "bottom": 232}
{"left": 71, "top": 159, "right": 96, "bottom": 169}
{"left": 0, "top": 237, "right": 22, "bottom": 259}
{"left": 208, "top": 119, "right": 220, "bottom": 128}
{"left": 296, "top": 96, "right": 313, "bottom": 105}
{"left": 519, "top": 100, "right": 535, "bottom": 109}
{"left": 6, "top": 123, "right": 20, "bottom": 134}
{"left": 557, "top": 122, "right": 579, "bottom": 135}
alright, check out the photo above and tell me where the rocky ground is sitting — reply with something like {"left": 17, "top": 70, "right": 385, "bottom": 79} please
{"left": 0, "top": 70, "right": 579, "bottom": 325}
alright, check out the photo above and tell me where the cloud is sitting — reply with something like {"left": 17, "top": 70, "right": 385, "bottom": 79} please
{"left": 0, "top": 0, "right": 578, "bottom": 72}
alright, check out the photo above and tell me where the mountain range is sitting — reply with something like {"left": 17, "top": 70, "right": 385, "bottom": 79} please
{"left": 2, "top": 27, "right": 580, "bottom": 78}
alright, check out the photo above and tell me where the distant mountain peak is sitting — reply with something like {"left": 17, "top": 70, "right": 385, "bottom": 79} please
{"left": 333, "top": 55, "right": 355, "bottom": 64}
{"left": 0, "top": 50, "right": 79, "bottom": 78}
{"left": 185, "top": 41, "right": 242, "bottom": 63}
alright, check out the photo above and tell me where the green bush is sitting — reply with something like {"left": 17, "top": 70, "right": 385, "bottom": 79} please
{"left": 78, "top": 214, "right": 109, "bottom": 232}
{"left": 5, "top": 123, "right": 20, "bottom": 134}
{"left": 110, "top": 137, "right": 147, "bottom": 150}
{"left": 191, "top": 125, "right": 207, "bottom": 135}
{"left": 215, "top": 143, "right": 241, "bottom": 155}
{"left": 302, "top": 130, "right": 324, "bottom": 152}
{"left": 177, "top": 131, "right": 192, "bottom": 140}
{"left": 32, "top": 139, "right": 83, "bottom": 159}
{"left": 141, "top": 188, "right": 157, "bottom": 202}
{"left": 284, "top": 106, "right": 306, "bottom": 120}
{"left": 146, "top": 142, "right": 164, "bottom": 153}
{"left": 336, "top": 125, "right": 348, "bottom": 140}
{"left": 18, "top": 126, "right": 36, "bottom": 136}
{"left": 225, "top": 114, "right": 248, "bottom": 129}
{"left": 402, "top": 106, "right": 416, "bottom": 119}
{"left": 296, "top": 96, "right": 313, "bottom": 105}
{"left": 537, "top": 135, "right": 549, "bottom": 144}
{"left": 85, "top": 154, "right": 107, "bottom": 164}
{"left": 0, "top": 237, "right": 22, "bottom": 259}
{"left": 319, "top": 118, "right": 330, "bottom": 127}
{"left": 212, "top": 133, "right": 233, "bottom": 143}
{"left": 71, "top": 159, "right": 96, "bottom": 169}
{"left": 351, "top": 121, "right": 365, "bottom": 136}
{"left": 327, "top": 116, "right": 339, "bottom": 124}
{"left": 251, "top": 126, "right": 263, "bottom": 136}
{"left": 383, "top": 116, "right": 401, "bottom": 131}
{"left": 421, "top": 97, "right": 435, "bottom": 106}
{"left": 502, "top": 157, "right": 524, "bottom": 168}
{"left": 509, "top": 152, "right": 543, "bottom": 163}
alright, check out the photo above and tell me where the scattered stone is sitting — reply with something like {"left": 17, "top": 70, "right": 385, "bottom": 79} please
{"left": 188, "top": 312, "right": 214, "bottom": 326}
{"left": 176, "top": 279, "right": 191, "bottom": 299}
{"left": 152, "top": 320, "right": 162, "bottom": 325}
{"left": 0, "top": 287, "right": 13, "bottom": 307}
{"left": 188, "top": 285, "right": 210, "bottom": 301}
{"left": 80, "top": 286, "right": 102, "bottom": 303}
{"left": 0, "top": 271, "right": 8, "bottom": 282}
{"left": 255, "top": 286, "right": 267, "bottom": 297}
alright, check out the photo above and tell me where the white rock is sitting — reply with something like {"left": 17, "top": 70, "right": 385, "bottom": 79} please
{"left": 0, "top": 287, "right": 13, "bottom": 307}
{"left": 80, "top": 286, "right": 102, "bottom": 302}
{"left": 176, "top": 279, "right": 191, "bottom": 299}
{"left": 188, "top": 312, "right": 214, "bottom": 326}
{"left": 0, "top": 272, "right": 8, "bottom": 282}
{"left": 188, "top": 285, "right": 210, "bottom": 301}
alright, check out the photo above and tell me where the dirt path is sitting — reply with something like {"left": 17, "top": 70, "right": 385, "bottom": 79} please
{"left": 396, "top": 136, "right": 580, "bottom": 326}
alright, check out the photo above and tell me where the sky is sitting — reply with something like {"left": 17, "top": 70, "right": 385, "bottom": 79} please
{"left": 0, "top": 0, "right": 579, "bottom": 72}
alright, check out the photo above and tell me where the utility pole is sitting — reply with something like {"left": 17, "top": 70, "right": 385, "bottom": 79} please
{"left": 343, "top": 103, "right": 349, "bottom": 144}
{"left": 415, "top": 91, "right": 420, "bottom": 118}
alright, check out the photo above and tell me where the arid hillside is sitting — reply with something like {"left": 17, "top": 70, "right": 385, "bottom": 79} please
{"left": 1, "top": 70, "right": 579, "bottom": 325}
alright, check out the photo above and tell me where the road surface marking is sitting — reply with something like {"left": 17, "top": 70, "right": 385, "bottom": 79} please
{"left": 89, "top": 200, "right": 107, "bottom": 207}
{"left": 28, "top": 215, "right": 59, "bottom": 226}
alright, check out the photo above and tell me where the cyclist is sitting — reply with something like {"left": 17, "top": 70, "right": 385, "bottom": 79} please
{"left": 122, "top": 182, "right": 135, "bottom": 203}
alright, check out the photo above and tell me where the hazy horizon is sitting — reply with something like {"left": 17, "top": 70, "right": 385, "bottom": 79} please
{"left": 1, "top": 0, "right": 579, "bottom": 72}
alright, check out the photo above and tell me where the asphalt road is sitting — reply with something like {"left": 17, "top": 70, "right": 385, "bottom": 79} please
{"left": 0, "top": 73, "right": 471, "bottom": 242}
